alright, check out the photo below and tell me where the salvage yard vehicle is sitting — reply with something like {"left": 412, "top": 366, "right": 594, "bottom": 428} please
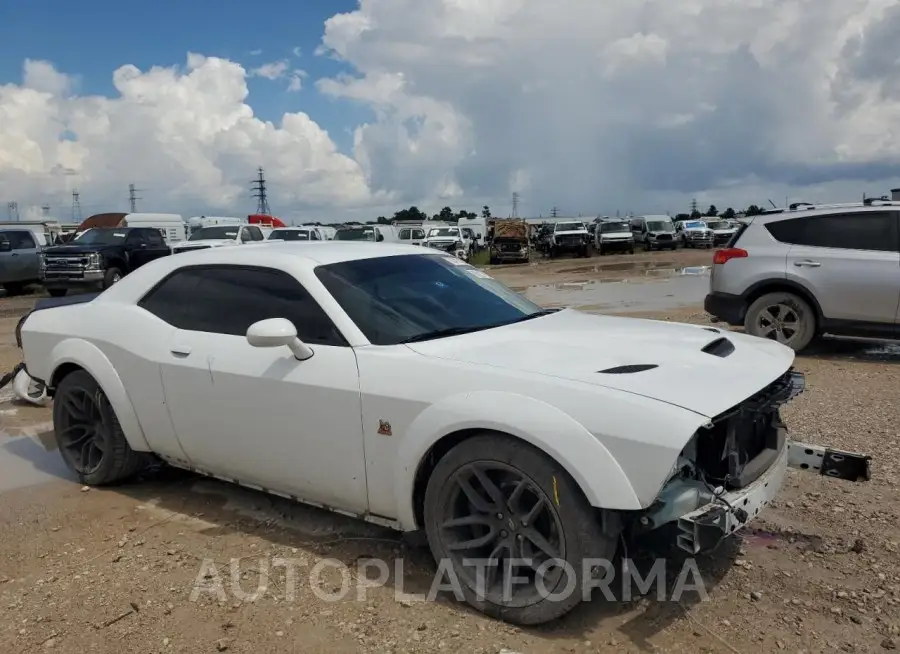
{"left": 0, "top": 228, "right": 42, "bottom": 295}
{"left": 334, "top": 224, "right": 398, "bottom": 243}
{"left": 488, "top": 219, "right": 530, "bottom": 264}
{"left": 546, "top": 220, "right": 590, "bottom": 258}
{"left": 267, "top": 227, "right": 321, "bottom": 241}
{"left": 595, "top": 220, "right": 635, "bottom": 255}
{"left": 424, "top": 226, "right": 470, "bottom": 260}
{"left": 40, "top": 227, "right": 172, "bottom": 297}
{"left": 705, "top": 219, "right": 738, "bottom": 246}
{"left": 676, "top": 219, "right": 714, "bottom": 248}
{"left": 171, "top": 224, "right": 266, "bottom": 254}
{"left": 631, "top": 215, "right": 678, "bottom": 251}
{"left": 705, "top": 198, "right": 900, "bottom": 352}
{"left": 16, "top": 242, "right": 872, "bottom": 626}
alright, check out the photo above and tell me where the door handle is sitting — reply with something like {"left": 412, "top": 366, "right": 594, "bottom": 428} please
{"left": 170, "top": 345, "right": 192, "bottom": 357}
{"left": 794, "top": 260, "right": 821, "bottom": 267}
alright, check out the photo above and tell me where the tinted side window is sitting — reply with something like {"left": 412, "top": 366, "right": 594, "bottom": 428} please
{"left": 4, "top": 231, "right": 37, "bottom": 249}
{"left": 310, "top": 230, "right": 320, "bottom": 240}
{"left": 139, "top": 266, "right": 346, "bottom": 346}
{"left": 399, "top": 229, "right": 411, "bottom": 240}
{"left": 766, "top": 212, "right": 899, "bottom": 252}
{"left": 144, "top": 229, "right": 166, "bottom": 246}
{"left": 412, "top": 229, "right": 425, "bottom": 239}
{"left": 247, "top": 226, "right": 264, "bottom": 241}
{"left": 126, "top": 231, "right": 147, "bottom": 246}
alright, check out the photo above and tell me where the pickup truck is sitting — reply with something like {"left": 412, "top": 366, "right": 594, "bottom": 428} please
{"left": 489, "top": 219, "right": 530, "bottom": 264}
{"left": 40, "top": 227, "right": 171, "bottom": 297}
{"left": 0, "top": 228, "right": 43, "bottom": 295}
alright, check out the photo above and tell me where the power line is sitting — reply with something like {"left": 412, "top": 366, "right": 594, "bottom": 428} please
{"left": 6, "top": 202, "right": 18, "bottom": 221}
{"left": 71, "top": 189, "right": 82, "bottom": 222}
{"left": 128, "top": 183, "right": 142, "bottom": 212}
{"left": 251, "top": 166, "right": 271, "bottom": 215}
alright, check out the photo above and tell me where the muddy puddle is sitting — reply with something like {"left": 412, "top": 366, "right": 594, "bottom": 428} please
{"left": 0, "top": 424, "right": 73, "bottom": 492}
{"left": 523, "top": 266, "right": 711, "bottom": 312}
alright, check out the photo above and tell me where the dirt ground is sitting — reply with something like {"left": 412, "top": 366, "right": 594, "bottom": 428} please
{"left": 1, "top": 249, "right": 899, "bottom": 653}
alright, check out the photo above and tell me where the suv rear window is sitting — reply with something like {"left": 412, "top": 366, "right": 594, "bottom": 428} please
{"left": 765, "top": 211, "right": 899, "bottom": 252}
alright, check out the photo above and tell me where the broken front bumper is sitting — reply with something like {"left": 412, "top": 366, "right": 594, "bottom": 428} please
{"left": 674, "top": 438, "right": 871, "bottom": 554}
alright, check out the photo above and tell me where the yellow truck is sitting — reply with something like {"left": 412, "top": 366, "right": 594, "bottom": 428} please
{"left": 489, "top": 219, "right": 530, "bottom": 264}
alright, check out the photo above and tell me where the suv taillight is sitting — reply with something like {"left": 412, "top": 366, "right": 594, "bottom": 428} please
{"left": 713, "top": 247, "right": 747, "bottom": 265}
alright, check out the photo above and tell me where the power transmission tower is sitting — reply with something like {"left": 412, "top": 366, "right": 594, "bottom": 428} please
{"left": 251, "top": 167, "right": 271, "bottom": 215}
{"left": 128, "top": 184, "right": 141, "bottom": 212}
{"left": 550, "top": 206, "right": 559, "bottom": 218}
{"left": 511, "top": 192, "right": 520, "bottom": 218}
{"left": 690, "top": 198, "right": 698, "bottom": 214}
{"left": 7, "top": 202, "right": 18, "bottom": 221}
{"left": 41, "top": 204, "right": 51, "bottom": 218}
{"left": 71, "top": 189, "right": 82, "bottom": 222}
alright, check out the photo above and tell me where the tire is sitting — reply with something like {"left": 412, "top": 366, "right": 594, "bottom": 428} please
{"left": 628, "top": 248, "right": 634, "bottom": 254}
{"left": 53, "top": 370, "right": 148, "bottom": 485}
{"left": 743, "top": 291, "right": 816, "bottom": 352}
{"left": 103, "top": 267, "right": 123, "bottom": 289}
{"left": 47, "top": 288, "right": 67, "bottom": 297}
{"left": 423, "top": 434, "right": 616, "bottom": 625}
{"left": 3, "top": 282, "right": 25, "bottom": 296}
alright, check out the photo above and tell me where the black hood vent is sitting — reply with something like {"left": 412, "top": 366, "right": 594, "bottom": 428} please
{"left": 597, "top": 364, "right": 658, "bottom": 374}
{"left": 702, "top": 337, "right": 735, "bottom": 358}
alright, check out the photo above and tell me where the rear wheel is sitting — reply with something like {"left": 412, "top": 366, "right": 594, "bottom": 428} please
{"left": 103, "top": 267, "right": 122, "bottom": 289}
{"left": 423, "top": 434, "right": 616, "bottom": 625}
{"left": 53, "top": 370, "right": 148, "bottom": 485}
{"left": 744, "top": 291, "right": 816, "bottom": 352}
{"left": 3, "top": 282, "right": 25, "bottom": 296}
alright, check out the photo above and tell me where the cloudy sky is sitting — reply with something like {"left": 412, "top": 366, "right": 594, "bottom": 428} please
{"left": 2, "top": 0, "right": 900, "bottom": 224}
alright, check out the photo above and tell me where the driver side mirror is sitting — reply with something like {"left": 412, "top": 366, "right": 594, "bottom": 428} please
{"left": 0, "top": 240, "right": 9, "bottom": 252}
{"left": 246, "top": 318, "right": 314, "bottom": 361}
{"left": 376, "top": 233, "right": 384, "bottom": 242}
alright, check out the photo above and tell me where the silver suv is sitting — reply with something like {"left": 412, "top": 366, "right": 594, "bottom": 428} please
{"left": 705, "top": 199, "right": 900, "bottom": 352}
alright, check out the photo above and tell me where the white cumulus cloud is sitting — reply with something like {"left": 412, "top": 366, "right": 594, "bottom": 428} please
{"left": 3, "top": 0, "right": 900, "bottom": 222}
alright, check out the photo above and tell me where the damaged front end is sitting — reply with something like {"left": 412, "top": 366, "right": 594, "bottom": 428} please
{"left": 634, "top": 369, "right": 872, "bottom": 554}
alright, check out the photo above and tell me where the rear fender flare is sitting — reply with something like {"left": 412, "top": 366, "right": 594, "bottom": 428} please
{"left": 392, "top": 390, "right": 642, "bottom": 531}
{"left": 49, "top": 338, "right": 150, "bottom": 452}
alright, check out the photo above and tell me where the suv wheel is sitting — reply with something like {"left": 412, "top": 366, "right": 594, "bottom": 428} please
{"left": 744, "top": 292, "right": 816, "bottom": 352}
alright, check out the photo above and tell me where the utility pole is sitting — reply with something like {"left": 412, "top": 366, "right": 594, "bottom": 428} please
{"left": 550, "top": 206, "right": 559, "bottom": 218}
{"left": 511, "top": 192, "right": 519, "bottom": 218}
{"left": 251, "top": 167, "right": 271, "bottom": 215}
{"left": 71, "top": 189, "right": 82, "bottom": 222}
{"left": 128, "top": 184, "right": 141, "bottom": 212}
{"left": 7, "top": 202, "right": 18, "bottom": 221}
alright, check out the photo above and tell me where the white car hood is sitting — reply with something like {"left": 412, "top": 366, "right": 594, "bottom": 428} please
{"left": 405, "top": 309, "right": 794, "bottom": 418}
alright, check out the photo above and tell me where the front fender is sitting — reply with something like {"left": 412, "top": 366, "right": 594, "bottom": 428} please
{"left": 49, "top": 339, "right": 150, "bottom": 452}
{"left": 392, "top": 390, "right": 643, "bottom": 531}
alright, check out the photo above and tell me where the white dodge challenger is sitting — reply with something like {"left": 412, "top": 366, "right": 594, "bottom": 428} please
{"left": 16, "top": 242, "right": 870, "bottom": 624}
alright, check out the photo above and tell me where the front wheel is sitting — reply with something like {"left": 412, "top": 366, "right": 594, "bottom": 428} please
{"left": 423, "top": 434, "right": 616, "bottom": 625}
{"left": 53, "top": 370, "right": 149, "bottom": 485}
{"left": 744, "top": 292, "right": 816, "bottom": 352}
{"left": 103, "top": 267, "right": 122, "bottom": 288}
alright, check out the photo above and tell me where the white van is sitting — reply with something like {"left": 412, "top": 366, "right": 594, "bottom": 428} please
{"left": 397, "top": 225, "right": 426, "bottom": 246}
{"left": 122, "top": 213, "right": 186, "bottom": 244}
{"left": 186, "top": 215, "right": 242, "bottom": 238}
{"left": 334, "top": 224, "right": 399, "bottom": 243}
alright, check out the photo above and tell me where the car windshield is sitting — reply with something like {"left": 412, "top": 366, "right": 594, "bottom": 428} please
{"left": 189, "top": 226, "right": 238, "bottom": 240}
{"left": 647, "top": 221, "right": 673, "bottom": 231}
{"left": 600, "top": 222, "right": 630, "bottom": 233}
{"left": 269, "top": 230, "right": 310, "bottom": 241}
{"left": 315, "top": 254, "right": 549, "bottom": 345}
{"left": 555, "top": 222, "right": 584, "bottom": 232}
{"left": 335, "top": 228, "right": 376, "bottom": 241}
{"left": 73, "top": 229, "right": 129, "bottom": 245}
{"left": 706, "top": 221, "right": 728, "bottom": 230}
{"left": 684, "top": 221, "right": 706, "bottom": 229}
{"left": 428, "top": 228, "right": 458, "bottom": 238}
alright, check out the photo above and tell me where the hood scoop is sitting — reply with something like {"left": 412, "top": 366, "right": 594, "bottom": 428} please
{"left": 597, "top": 364, "right": 658, "bottom": 374}
{"left": 701, "top": 337, "right": 735, "bottom": 358}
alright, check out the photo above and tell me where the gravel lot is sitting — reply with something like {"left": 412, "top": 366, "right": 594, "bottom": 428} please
{"left": 1, "top": 250, "right": 899, "bottom": 653}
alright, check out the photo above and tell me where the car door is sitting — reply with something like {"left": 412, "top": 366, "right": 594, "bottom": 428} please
{"left": 125, "top": 230, "right": 154, "bottom": 268}
{"left": 139, "top": 264, "right": 368, "bottom": 513}
{"left": 4, "top": 230, "right": 40, "bottom": 282}
{"left": 140, "top": 228, "right": 173, "bottom": 263}
{"left": 773, "top": 211, "right": 900, "bottom": 328}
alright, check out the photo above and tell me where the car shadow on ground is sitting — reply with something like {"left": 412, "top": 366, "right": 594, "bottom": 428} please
{"left": 799, "top": 338, "right": 900, "bottom": 364}
{"left": 84, "top": 464, "right": 741, "bottom": 648}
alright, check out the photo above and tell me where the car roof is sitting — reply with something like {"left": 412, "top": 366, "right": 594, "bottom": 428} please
{"left": 754, "top": 201, "right": 900, "bottom": 223}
